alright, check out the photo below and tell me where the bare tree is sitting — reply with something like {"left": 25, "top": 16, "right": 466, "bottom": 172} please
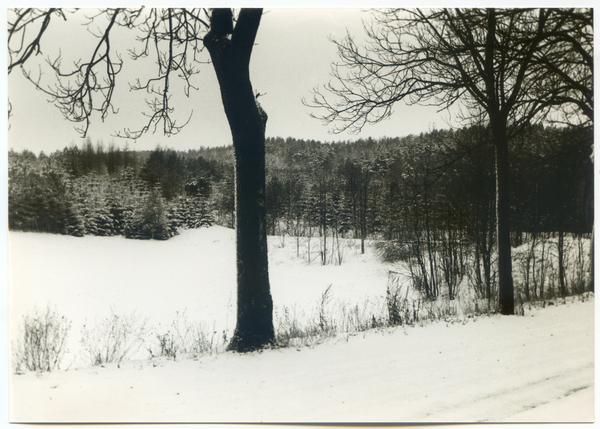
{"left": 8, "top": 7, "right": 275, "bottom": 351}
{"left": 307, "top": 8, "right": 593, "bottom": 315}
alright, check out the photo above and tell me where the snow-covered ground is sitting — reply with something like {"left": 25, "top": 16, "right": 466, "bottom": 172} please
{"left": 8, "top": 227, "right": 595, "bottom": 422}
{"left": 8, "top": 227, "right": 396, "bottom": 368}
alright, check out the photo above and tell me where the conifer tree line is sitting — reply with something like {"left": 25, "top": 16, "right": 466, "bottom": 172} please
{"left": 264, "top": 124, "right": 592, "bottom": 241}
{"left": 8, "top": 139, "right": 232, "bottom": 239}
{"left": 9, "top": 123, "right": 592, "bottom": 262}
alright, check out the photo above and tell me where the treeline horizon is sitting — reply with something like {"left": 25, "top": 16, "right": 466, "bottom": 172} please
{"left": 9, "top": 124, "right": 593, "bottom": 238}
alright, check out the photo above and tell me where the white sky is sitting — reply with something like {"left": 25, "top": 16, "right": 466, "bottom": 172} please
{"left": 7, "top": 3, "right": 594, "bottom": 154}
{"left": 5, "top": 2, "right": 597, "bottom": 155}
{"left": 6, "top": 7, "right": 459, "bottom": 155}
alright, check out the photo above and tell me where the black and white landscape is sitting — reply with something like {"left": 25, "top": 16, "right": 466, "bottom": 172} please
{"left": 7, "top": 6, "right": 594, "bottom": 424}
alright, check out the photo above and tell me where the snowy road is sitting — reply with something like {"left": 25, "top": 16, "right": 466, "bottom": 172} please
{"left": 10, "top": 297, "right": 594, "bottom": 423}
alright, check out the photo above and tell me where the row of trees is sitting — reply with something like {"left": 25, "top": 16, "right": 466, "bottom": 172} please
{"left": 10, "top": 122, "right": 592, "bottom": 250}
{"left": 263, "top": 126, "right": 591, "bottom": 235}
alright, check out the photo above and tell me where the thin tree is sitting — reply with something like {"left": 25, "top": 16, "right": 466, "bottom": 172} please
{"left": 307, "top": 8, "right": 593, "bottom": 314}
{"left": 8, "top": 8, "right": 275, "bottom": 351}
{"left": 340, "top": 157, "right": 371, "bottom": 253}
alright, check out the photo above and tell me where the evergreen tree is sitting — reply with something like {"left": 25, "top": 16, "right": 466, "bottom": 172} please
{"left": 124, "top": 190, "right": 177, "bottom": 240}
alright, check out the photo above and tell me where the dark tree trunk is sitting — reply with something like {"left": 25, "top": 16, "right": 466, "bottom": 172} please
{"left": 484, "top": 226, "right": 493, "bottom": 301}
{"left": 320, "top": 182, "right": 327, "bottom": 265}
{"left": 204, "top": 8, "right": 275, "bottom": 352}
{"left": 360, "top": 169, "right": 369, "bottom": 254}
{"left": 485, "top": 10, "right": 514, "bottom": 315}
{"left": 493, "top": 123, "right": 515, "bottom": 315}
{"left": 590, "top": 225, "right": 595, "bottom": 293}
{"left": 558, "top": 229, "right": 567, "bottom": 296}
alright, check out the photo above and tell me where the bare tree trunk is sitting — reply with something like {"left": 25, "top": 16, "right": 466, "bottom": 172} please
{"left": 494, "top": 127, "right": 515, "bottom": 315}
{"left": 484, "top": 189, "right": 495, "bottom": 302}
{"left": 360, "top": 167, "right": 370, "bottom": 254}
{"left": 204, "top": 8, "right": 274, "bottom": 352}
{"left": 425, "top": 201, "right": 437, "bottom": 298}
{"left": 307, "top": 229, "right": 311, "bottom": 263}
{"left": 484, "top": 9, "right": 514, "bottom": 315}
{"left": 320, "top": 183, "right": 327, "bottom": 265}
{"left": 590, "top": 225, "right": 595, "bottom": 292}
{"left": 474, "top": 230, "right": 484, "bottom": 296}
{"left": 558, "top": 229, "right": 567, "bottom": 296}
{"left": 525, "top": 232, "right": 537, "bottom": 301}
{"left": 539, "top": 233, "right": 548, "bottom": 300}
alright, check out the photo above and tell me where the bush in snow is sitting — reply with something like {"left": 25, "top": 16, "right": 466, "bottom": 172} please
{"left": 374, "top": 240, "right": 412, "bottom": 263}
{"left": 153, "top": 331, "right": 179, "bottom": 360}
{"left": 80, "top": 308, "right": 148, "bottom": 366}
{"left": 386, "top": 283, "right": 404, "bottom": 326}
{"left": 106, "top": 196, "right": 127, "bottom": 235}
{"left": 275, "top": 306, "right": 319, "bottom": 348}
{"left": 168, "top": 196, "right": 213, "bottom": 230}
{"left": 317, "top": 284, "right": 335, "bottom": 334}
{"left": 275, "top": 285, "right": 362, "bottom": 349}
{"left": 148, "top": 311, "right": 223, "bottom": 360}
{"left": 124, "top": 190, "right": 177, "bottom": 240}
{"left": 513, "top": 232, "right": 593, "bottom": 304}
{"left": 82, "top": 204, "right": 118, "bottom": 237}
{"left": 13, "top": 304, "right": 71, "bottom": 373}
{"left": 8, "top": 161, "right": 83, "bottom": 237}
{"left": 61, "top": 203, "right": 86, "bottom": 237}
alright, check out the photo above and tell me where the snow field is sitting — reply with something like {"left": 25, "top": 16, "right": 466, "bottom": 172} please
{"left": 8, "top": 226, "right": 595, "bottom": 422}
{"left": 8, "top": 226, "right": 395, "bottom": 369}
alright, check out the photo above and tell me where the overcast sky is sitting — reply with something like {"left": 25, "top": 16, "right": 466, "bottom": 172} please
{"left": 6, "top": 7, "right": 458, "bottom": 155}
{"left": 6, "top": 2, "right": 593, "bottom": 154}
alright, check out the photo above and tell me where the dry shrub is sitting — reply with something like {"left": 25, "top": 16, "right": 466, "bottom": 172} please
{"left": 80, "top": 307, "right": 148, "bottom": 366}
{"left": 149, "top": 310, "right": 224, "bottom": 360}
{"left": 13, "top": 304, "right": 71, "bottom": 373}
